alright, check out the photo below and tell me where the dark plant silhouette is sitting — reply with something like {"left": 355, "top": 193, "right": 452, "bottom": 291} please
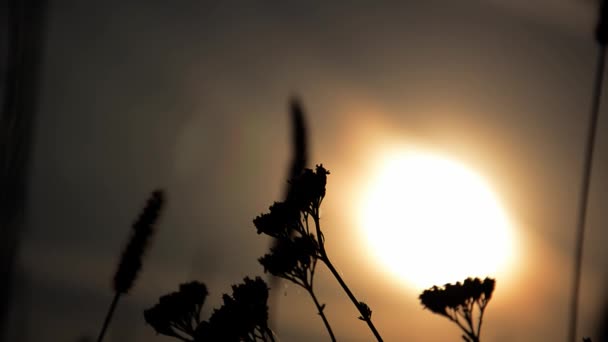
{"left": 255, "top": 164, "right": 383, "bottom": 341}
{"left": 256, "top": 177, "right": 334, "bottom": 340}
{"left": 267, "top": 97, "right": 308, "bottom": 327}
{"left": 570, "top": 2, "right": 608, "bottom": 342}
{"left": 144, "top": 282, "right": 208, "bottom": 341}
{"left": 419, "top": 277, "right": 495, "bottom": 342}
{"left": 97, "top": 190, "right": 165, "bottom": 342}
{"left": 145, "top": 277, "right": 274, "bottom": 342}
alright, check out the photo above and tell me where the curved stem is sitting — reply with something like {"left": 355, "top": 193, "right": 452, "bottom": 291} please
{"left": 569, "top": 42, "right": 606, "bottom": 342}
{"left": 307, "top": 287, "right": 337, "bottom": 342}
{"left": 320, "top": 254, "right": 384, "bottom": 341}
{"left": 476, "top": 304, "right": 486, "bottom": 341}
{"left": 312, "top": 211, "right": 383, "bottom": 342}
{"left": 97, "top": 292, "right": 121, "bottom": 342}
{"left": 449, "top": 316, "right": 472, "bottom": 339}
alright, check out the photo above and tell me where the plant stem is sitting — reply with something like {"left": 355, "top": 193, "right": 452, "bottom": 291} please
{"left": 320, "top": 254, "right": 383, "bottom": 341}
{"left": 97, "top": 292, "right": 121, "bottom": 342}
{"left": 307, "top": 287, "right": 336, "bottom": 342}
{"left": 569, "top": 33, "right": 606, "bottom": 342}
{"left": 311, "top": 212, "right": 383, "bottom": 341}
{"left": 476, "top": 305, "right": 485, "bottom": 341}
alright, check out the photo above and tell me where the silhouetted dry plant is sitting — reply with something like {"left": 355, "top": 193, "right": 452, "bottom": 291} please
{"left": 97, "top": 190, "right": 165, "bottom": 342}
{"left": 144, "top": 277, "right": 274, "bottom": 342}
{"left": 133, "top": 99, "right": 605, "bottom": 342}
{"left": 419, "top": 277, "right": 495, "bottom": 342}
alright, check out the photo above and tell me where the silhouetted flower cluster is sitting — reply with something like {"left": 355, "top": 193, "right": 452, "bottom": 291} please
{"left": 253, "top": 201, "right": 299, "bottom": 240}
{"left": 145, "top": 277, "right": 273, "bottom": 342}
{"left": 420, "top": 277, "right": 494, "bottom": 317}
{"left": 254, "top": 163, "right": 383, "bottom": 341}
{"left": 419, "top": 277, "right": 495, "bottom": 342}
{"left": 254, "top": 164, "right": 329, "bottom": 235}
{"left": 258, "top": 234, "right": 319, "bottom": 288}
{"left": 286, "top": 165, "right": 329, "bottom": 213}
{"left": 254, "top": 165, "right": 329, "bottom": 289}
{"left": 195, "top": 277, "right": 272, "bottom": 341}
{"left": 144, "top": 281, "right": 207, "bottom": 340}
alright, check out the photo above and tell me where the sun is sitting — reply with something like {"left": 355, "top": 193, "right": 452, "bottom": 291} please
{"left": 359, "top": 150, "right": 516, "bottom": 290}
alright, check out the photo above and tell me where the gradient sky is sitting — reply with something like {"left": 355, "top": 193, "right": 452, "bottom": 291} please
{"left": 5, "top": 1, "right": 607, "bottom": 341}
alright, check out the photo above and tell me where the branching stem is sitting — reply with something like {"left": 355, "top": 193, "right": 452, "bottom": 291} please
{"left": 307, "top": 286, "right": 337, "bottom": 342}
{"left": 312, "top": 212, "right": 384, "bottom": 342}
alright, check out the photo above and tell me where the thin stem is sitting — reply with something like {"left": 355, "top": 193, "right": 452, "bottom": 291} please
{"left": 446, "top": 311, "right": 477, "bottom": 342}
{"left": 464, "top": 301, "right": 475, "bottom": 337}
{"left": 96, "top": 292, "right": 121, "bottom": 342}
{"left": 476, "top": 302, "right": 486, "bottom": 340}
{"left": 447, "top": 312, "right": 470, "bottom": 336}
{"left": 313, "top": 211, "right": 383, "bottom": 342}
{"left": 569, "top": 34, "right": 606, "bottom": 342}
{"left": 307, "top": 286, "right": 337, "bottom": 342}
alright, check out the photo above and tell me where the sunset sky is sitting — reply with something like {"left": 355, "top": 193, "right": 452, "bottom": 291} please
{"left": 5, "top": 1, "right": 608, "bottom": 341}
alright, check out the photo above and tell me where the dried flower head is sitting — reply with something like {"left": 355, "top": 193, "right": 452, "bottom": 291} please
{"left": 145, "top": 278, "right": 273, "bottom": 342}
{"left": 194, "top": 277, "right": 272, "bottom": 342}
{"left": 419, "top": 277, "right": 495, "bottom": 342}
{"left": 287, "top": 164, "right": 329, "bottom": 213}
{"left": 144, "top": 281, "right": 207, "bottom": 340}
{"left": 114, "top": 190, "right": 165, "bottom": 294}
{"left": 255, "top": 166, "right": 330, "bottom": 290}
{"left": 253, "top": 201, "right": 300, "bottom": 239}
{"left": 259, "top": 234, "right": 319, "bottom": 288}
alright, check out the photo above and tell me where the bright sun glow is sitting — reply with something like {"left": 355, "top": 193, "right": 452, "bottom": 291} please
{"left": 359, "top": 150, "right": 516, "bottom": 290}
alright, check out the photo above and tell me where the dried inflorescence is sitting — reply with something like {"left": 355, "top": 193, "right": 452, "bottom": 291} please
{"left": 145, "top": 277, "right": 273, "bottom": 342}
{"left": 258, "top": 234, "right": 319, "bottom": 288}
{"left": 419, "top": 277, "right": 495, "bottom": 342}
{"left": 114, "top": 190, "right": 165, "bottom": 294}
{"left": 144, "top": 281, "right": 207, "bottom": 339}
{"left": 254, "top": 164, "right": 383, "bottom": 342}
{"left": 254, "top": 165, "right": 329, "bottom": 290}
{"left": 98, "top": 190, "right": 166, "bottom": 342}
{"left": 195, "top": 277, "right": 272, "bottom": 341}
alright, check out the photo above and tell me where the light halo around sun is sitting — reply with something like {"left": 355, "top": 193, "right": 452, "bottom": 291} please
{"left": 358, "top": 149, "right": 517, "bottom": 291}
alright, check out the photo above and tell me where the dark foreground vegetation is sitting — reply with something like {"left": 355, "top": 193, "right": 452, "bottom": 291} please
{"left": 95, "top": 100, "right": 594, "bottom": 342}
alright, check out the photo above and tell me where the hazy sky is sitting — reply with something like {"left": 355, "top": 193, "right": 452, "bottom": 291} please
{"left": 5, "top": 1, "right": 608, "bottom": 341}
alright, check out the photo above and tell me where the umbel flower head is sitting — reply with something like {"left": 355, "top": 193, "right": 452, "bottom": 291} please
{"left": 253, "top": 201, "right": 300, "bottom": 239}
{"left": 114, "top": 190, "right": 165, "bottom": 294}
{"left": 145, "top": 277, "right": 273, "bottom": 342}
{"left": 253, "top": 165, "right": 329, "bottom": 289}
{"left": 258, "top": 234, "right": 319, "bottom": 288}
{"left": 287, "top": 164, "right": 329, "bottom": 213}
{"left": 419, "top": 277, "right": 495, "bottom": 317}
{"left": 254, "top": 165, "right": 330, "bottom": 238}
{"left": 419, "top": 277, "right": 495, "bottom": 342}
{"left": 144, "top": 281, "right": 207, "bottom": 339}
{"left": 195, "top": 277, "right": 272, "bottom": 341}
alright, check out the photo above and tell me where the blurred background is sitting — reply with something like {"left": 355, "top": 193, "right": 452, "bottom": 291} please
{"left": 1, "top": 1, "right": 607, "bottom": 341}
